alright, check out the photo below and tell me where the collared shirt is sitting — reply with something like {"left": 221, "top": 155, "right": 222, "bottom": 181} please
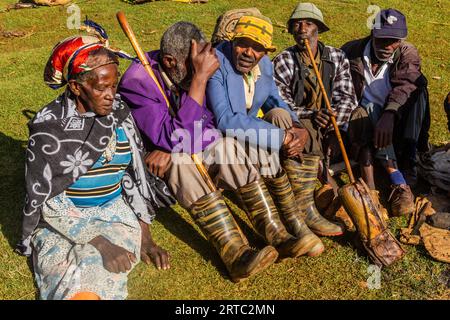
{"left": 273, "top": 45, "right": 357, "bottom": 127}
{"left": 242, "top": 64, "right": 261, "bottom": 110}
{"left": 361, "top": 41, "right": 393, "bottom": 108}
{"left": 342, "top": 37, "right": 425, "bottom": 113}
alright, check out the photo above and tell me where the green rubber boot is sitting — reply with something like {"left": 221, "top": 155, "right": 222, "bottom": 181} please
{"left": 284, "top": 156, "right": 344, "bottom": 237}
{"left": 264, "top": 170, "right": 324, "bottom": 256}
{"left": 190, "top": 190, "right": 278, "bottom": 282}
{"left": 237, "top": 179, "right": 313, "bottom": 259}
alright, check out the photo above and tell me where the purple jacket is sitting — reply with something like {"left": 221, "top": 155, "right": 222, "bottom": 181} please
{"left": 118, "top": 50, "right": 218, "bottom": 154}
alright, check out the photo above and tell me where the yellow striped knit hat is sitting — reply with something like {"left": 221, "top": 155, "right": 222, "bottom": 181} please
{"left": 232, "top": 15, "right": 276, "bottom": 52}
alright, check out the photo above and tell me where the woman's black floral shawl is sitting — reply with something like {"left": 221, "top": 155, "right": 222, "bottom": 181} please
{"left": 17, "top": 90, "right": 175, "bottom": 256}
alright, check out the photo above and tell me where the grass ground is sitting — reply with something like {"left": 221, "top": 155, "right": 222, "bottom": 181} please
{"left": 0, "top": 0, "right": 449, "bottom": 300}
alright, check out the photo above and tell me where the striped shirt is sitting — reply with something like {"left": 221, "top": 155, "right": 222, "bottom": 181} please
{"left": 66, "top": 126, "right": 132, "bottom": 208}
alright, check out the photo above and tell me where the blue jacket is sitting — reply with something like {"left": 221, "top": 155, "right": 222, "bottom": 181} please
{"left": 206, "top": 41, "right": 299, "bottom": 151}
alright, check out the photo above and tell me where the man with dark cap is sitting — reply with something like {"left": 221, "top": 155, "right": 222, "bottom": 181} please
{"left": 342, "top": 8, "right": 430, "bottom": 217}
{"left": 273, "top": 2, "right": 358, "bottom": 203}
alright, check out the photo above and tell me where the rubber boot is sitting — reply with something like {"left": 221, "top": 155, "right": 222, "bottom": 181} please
{"left": 315, "top": 183, "right": 335, "bottom": 213}
{"left": 370, "top": 190, "right": 389, "bottom": 222}
{"left": 264, "top": 170, "right": 324, "bottom": 257}
{"left": 283, "top": 155, "right": 344, "bottom": 236}
{"left": 190, "top": 190, "right": 278, "bottom": 283}
{"left": 236, "top": 179, "right": 311, "bottom": 259}
{"left": 323, "top": 196, "right": 355, "bottom": 232}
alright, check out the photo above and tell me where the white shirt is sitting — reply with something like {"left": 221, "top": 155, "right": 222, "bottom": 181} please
{"left": 361, "top": 41, "right": 393, "bottom": 108}
{"left": 242, "top": 64, "right": 261, "bottom": 110}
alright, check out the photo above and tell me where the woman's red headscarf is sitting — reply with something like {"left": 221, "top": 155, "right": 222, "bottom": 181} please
{"left": 43, "top": 19, "right": 132, "bottom": 89}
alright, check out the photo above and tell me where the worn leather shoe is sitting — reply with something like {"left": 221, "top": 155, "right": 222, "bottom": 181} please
{"left": 388, "top": 184, "right": 415, "bottom": 217}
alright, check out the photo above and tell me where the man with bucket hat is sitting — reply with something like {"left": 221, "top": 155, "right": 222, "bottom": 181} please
{"left": 342, "top": 8, "right": 430, "bottom": 217}
{"left": 273, "top": 2, "right": 358, "bottom": 225}
{"left": 207, "top": 13, "right": 344, "bottom": 259}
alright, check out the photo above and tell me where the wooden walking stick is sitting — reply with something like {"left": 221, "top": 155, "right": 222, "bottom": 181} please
{"left": 116, "top": 11, "right": 216, "bottom": 192}
{"left": 303, "top": 39, "right": 355, "bottom": 183}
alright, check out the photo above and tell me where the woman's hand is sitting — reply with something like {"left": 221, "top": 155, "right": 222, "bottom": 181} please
{"left": 89, "top": 235, "right": 136, "bottom": 273}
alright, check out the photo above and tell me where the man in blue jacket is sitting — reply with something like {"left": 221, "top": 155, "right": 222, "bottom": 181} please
{"left": 207, "top": 15, "right": 344, "bottom": 258}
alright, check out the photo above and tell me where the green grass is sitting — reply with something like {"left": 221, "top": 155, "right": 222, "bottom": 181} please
{"left": 0, "top": 0, "right": 449, "bottom": 300}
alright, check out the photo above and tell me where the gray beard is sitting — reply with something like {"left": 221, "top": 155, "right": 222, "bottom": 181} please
{"left": 373, "top": 50, "right": 392, "bottom": 62}
{"left": 372, "top": 38, "right": 393, "bottom": 62}
{"left": 170, "top": 65, "right": 190, "bottom": 91}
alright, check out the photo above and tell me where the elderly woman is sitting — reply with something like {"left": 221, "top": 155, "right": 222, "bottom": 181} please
{"left": 16, "top": 23, "right": 174, "bottom": 300}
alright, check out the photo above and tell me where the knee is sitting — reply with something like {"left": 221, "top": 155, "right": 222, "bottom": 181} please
{"left": 263, "top": 108, "right": 292, "bottom": 129}
{"left": 170, "top": 153, "right": 193, "bottom": 166}
{"left": 206, "top": 137, "right": 239, "bottom": 165}
{"left": 349, "top": 108, "right": 372, "bottom": 136}
{"left": 218, "top": 137, "right": 236, "bottom": 149}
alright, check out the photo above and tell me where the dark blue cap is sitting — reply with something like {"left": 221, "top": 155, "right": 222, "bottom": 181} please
{"left": 372, "top": 8, "right": 407, "bottom": 39}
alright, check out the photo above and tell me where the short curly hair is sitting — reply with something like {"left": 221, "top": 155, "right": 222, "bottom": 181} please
{"left": 160, "top": 22, "right": 205, "bottom": 62}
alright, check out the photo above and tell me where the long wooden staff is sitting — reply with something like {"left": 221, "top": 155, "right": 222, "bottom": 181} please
{"left": 116, "top": 11, "right": 216, "bottom": 192}
{"left": 303, "top": 39, "right": 356, "bottom": 183}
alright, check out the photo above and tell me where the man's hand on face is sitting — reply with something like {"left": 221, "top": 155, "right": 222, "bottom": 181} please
{"left": 282, "top": 127, "right": 309, "bottom": 161}
{"left": 145, "top": 150, "right": 172, "bottom": 178}
{"left": 89, "top": 235, "right": 137, "bottom": 274}
{"left": 374, "top": 111, "right": 395, "bottom": 149}
{"left": 312, "top": 108, "right": 336, "bottom": 129}
{"left": 191, "top": 40, "right": 220, "bottom": 82}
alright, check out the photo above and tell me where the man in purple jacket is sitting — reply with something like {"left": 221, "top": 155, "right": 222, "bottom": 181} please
{"left": 118, "top": 22, "right": 280, "bottom": 282}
